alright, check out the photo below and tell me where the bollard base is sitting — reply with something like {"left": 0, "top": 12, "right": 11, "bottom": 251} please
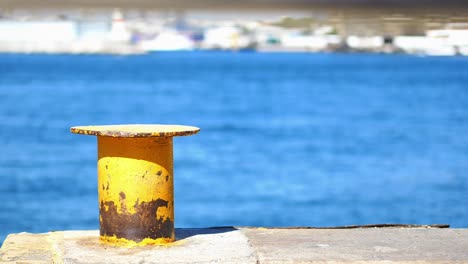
{"left": 99, "top": 235, "right": 175, "bottom": 248}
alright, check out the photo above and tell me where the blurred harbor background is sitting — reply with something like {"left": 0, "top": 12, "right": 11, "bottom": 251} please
{"left": 1, "top": 0, "right": 468, "bottom": 245}
{"left": 0, "top": 0, "right": 468, "bottom": 55}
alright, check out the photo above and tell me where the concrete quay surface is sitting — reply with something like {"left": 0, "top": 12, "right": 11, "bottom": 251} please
{"left": 1, "top": 227, "right": 467, "bottom": 264}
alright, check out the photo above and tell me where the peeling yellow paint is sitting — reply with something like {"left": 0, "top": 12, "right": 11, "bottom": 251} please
{"left": 98, "top": 136, "right": 173, "bottom": 217}
{"left": 47, "top": 232, "right": 64, "bottom": 264}
{"left": 98, "top": 136, "right": 175, "bottom": 242}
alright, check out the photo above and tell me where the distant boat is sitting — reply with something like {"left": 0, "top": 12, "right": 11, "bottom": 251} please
{"left": 459, "top": 46, "right": 468, "bottom": 56}
{"left": 394, "top": 36, "right": 459, "bottom": 56}
{"left": 425, "top": 45, "right": 457, "bottom": 56}
{"left": 139, "top": 30, "right": 194, "bottom": 52}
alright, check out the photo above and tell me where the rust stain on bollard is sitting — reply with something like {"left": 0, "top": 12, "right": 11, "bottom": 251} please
{"left": 71, "top": 124, "right": 200, "bottom": 247}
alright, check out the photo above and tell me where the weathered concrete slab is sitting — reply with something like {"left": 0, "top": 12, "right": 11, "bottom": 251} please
{"left": 1, "top": 227, "right": 468, "bottom": 263}
{"left": 0, "top": 232, "right": 61, "bottom": 264}
{"left": 0, "top": 228, "right": 257, "bottom": 264}
{"left": 242, "top": 228, "right": 468, "bottom": 263}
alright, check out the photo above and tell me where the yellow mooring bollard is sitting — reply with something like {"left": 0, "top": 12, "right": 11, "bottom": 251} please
{"left": 70, "top": 124, "right": 200, "bottom": 246}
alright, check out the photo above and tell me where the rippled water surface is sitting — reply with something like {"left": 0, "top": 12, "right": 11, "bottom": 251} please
{"left": 1, "top": 52, "right": 468, "bottom": 243}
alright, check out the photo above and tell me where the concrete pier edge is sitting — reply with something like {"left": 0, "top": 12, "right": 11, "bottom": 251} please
{"left": 1, "top": 227, "right": 467, "bottom": 263}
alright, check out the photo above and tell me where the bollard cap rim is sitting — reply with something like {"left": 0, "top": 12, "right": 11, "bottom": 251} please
{"left": 70, "top": 124, "right": 200, "bottom": 138}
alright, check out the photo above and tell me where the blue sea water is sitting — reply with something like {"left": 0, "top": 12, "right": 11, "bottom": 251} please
{"left": 0, "top": 52, "right": 468, "bottom": 244}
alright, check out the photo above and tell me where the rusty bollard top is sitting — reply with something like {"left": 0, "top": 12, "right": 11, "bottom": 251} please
{"left": 71, "top": 124, "right": 199, "bottom": 247}
{"left": 70, "top": 124, "right": 200, "bottom": 138}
